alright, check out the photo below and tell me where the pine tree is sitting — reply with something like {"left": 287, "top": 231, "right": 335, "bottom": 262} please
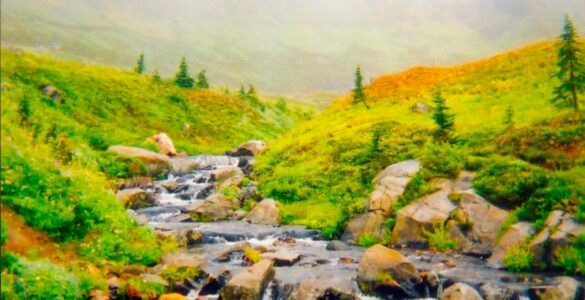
{"left": 175, "top": 57, "right": 194, "bottom": 88}
{"left": 134, "top": 53, "right": 145, "bottom": 74}
{"left": 196, "top": 70, "right": 209, "bottom": 89}
{"left": 248, "top": 84, "right": 257, "bottom": 97}
{"left": 152, "top": 69, "right": 161, "bottom": 83}
{"left": 431, "top": 91, "right": 455, "bottom": 143}
{"left": 552, "top": 15, "right": 585, "bottom": 111}
{"left": 504, "top": 105, "right": 514, "bottom": 129}
{"left": 352, "top": 65, "right": 369, "bottom": 109}
{"left": 239, "top": 85, "right": 246, "bottom": 98}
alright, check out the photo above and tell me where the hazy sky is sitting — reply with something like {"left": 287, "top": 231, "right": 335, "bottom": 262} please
{"left": 2, "top": 0, "right": 584, "bottom": 94}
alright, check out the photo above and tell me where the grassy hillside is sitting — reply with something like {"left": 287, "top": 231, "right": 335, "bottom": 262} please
{"left": 255, "top": 41, "right": 585, "bottom": 238}
{"left": 0, "top": 49, "right": 306, "bottom": 298}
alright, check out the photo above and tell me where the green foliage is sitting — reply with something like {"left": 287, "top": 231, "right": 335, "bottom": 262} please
{"left": 196, "top": 70, "right": 209, "bottom": 89}
{"left": 126, "top": 276, "right": 166, "bottom": 299}
{"left": 352, "top": 65, "right": 368, "bottom": 108}
{"left": 554, "top": 235, "right": 585, "bottom": 275}
{"left": 423, "top": 223, "right": 457, "bottom": 252}
{"left": 419, "top": 143, "right": 464, "bottom": 178}
{"left": 503, "top": 243, "right": 534, "bottom": 272}
{"left": 0, "top": 219, "right": 7, "bottom": 246}
{"left": 244, "top": 247, "right": 261, "bottom": 264}
{"left": 356, "top": 233, "right": 379, "bottom": 248}
{"left": 135, "top": 53, "right": 145, "bottom": 74}
{"left": 504, "top": 105, "right": 514, "bottom": 129}
{"left": 431, "top": 91, "right": 455, "bottom": 143}
{"left": 18, "top": 98, "right": 31, "bottom": 126}
{"left": 276, "top": 98, "right": 288, "bottom": 112}
{"left": 175, "top": 57, "right": 194, "bottom": 88}
{"left": 473, "top": 158, "right": 549, "bottom": 207}
{"left": 160, "top": 266, "right": 202, "bottom": 283}
{"left": 152, "top": 69, "right": 162, "bottom": 83}
{"left": 552, "top": 16, "right": 585, "bottom": 111}
{"left": 516, "top": 174, "right": 577, "bottom": 223}
{"left": 8, "top": 259, "right": 84, "bottom": 300}
{"left": 220, "top": 186, "right": 240, "bottom": 200}
{"left": 394, "top": 171, "right": 435, "bottom": 211}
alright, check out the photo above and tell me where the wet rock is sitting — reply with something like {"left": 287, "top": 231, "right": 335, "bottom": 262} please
{"left": 107, "top": 277, "right": 121, "bottom": 299}
{"left": 487, "top": 222, "right": 535, "bottom": 269}
{"left": 440, "top": 283, "right": 483, "bottom": 300}
{"left": 479, "top": 282, "right": 516, "bottom": 300}
{"left": 199, "top": 269, "right": 232, "bottom": 295}
{"left": 368, "top": 159, "right": 420, "bottom": 214}
{"left": 40, "top": 84, "right": 62, "bottom": 101}
{"left": 116, "top": 188, "right": 155, "bottom": 209}
{"left": 127, "top": 209, "right": 149, "bottom": 225}
{"left": 453, "top": 171, "right": 475, "bottom": 193}
{"left": 226, "top": 140, "right": 267, "bottom": 157}
{"left": 210, "top": 166, "right": 244, "bottom": 182}
{"left": 216, "top": 241, "right": 251, "bottom": 262}
{"left": 286, "top": 279, "right": 357, "bottom": 300}
{"left": 261, "top": 248, "right": 301, "bottom": 266}
{"left": 196, "top": 185, "right": 214, "bottom": 199}
{"left": 191, "top": 193, "right": 238, "bottom": 221}
{"left": 338, "top": 256, "right": 354, "bottom": 264}
{"left": 175, "top": 228, "right": 203, "bottom": 246}
{"left": 412, "top": 102, "right": 432, "bottom": 113}
{"left": 391, "top": 180, "right": 456, "bottom": 246}
{"left": 161, "top": 252, "right": 207, "bottom": 269}
{"left": 241, "top": 184, "right": 262, "bottom": 202}
{"left": 238, "top": 157, "right": 256, "bottom": 175}
{"left": 326, "top": 240, "right": 350, "bottom": 251}
{"left": 220, "top": 259, "right": 275, "bottom": 300}
{"left": 530, "top": 211, "right": 585, "bottom": 268}
{"left": 528, "top": 276, "right": 583, "bottom": 300}
{"left": 140, "top": 274, "right": 168, "bottom": 286}
{"left": 231, "top": 210, "right": 247, "bottom": 220}
{"left": 357, "top": 244, "right": 422, "bottom": 299}
{"left": 342, "top": 211, "right": 385, "bottom": 244}
{"left": 453, "top": 193, "right": 509, "bottom": 255}
{"left": 549, "top": 214, "right": 585, "bottom": 254}
{"left": 245, "top": 199, "right": 280, "bottom": 225}
{"left": 169, "top": 156, "right": 200, "bottom": 174}
{"left": 108, "top": 145, "right": 170, "bottom": 176}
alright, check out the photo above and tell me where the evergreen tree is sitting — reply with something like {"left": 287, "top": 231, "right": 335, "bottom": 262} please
{"left": 175, "top": 57, "right": 194, "bottom": 88}
{"left": 352, "top": 65, "right": 369, "bottom": 109}
{"left": 196, "top": 70, "right": 209, "bottom": 89}
{"left": 431, "top": 91, "right": 455, "bottom": 143}
{"left": 18, "top": 97, "right": 31, "bottom": 126}
{"left": 134, "top": 53, "right": 145, "bottom": 74}
{"left": 248, "top": 84, "right": 257, "bottom": 97}
{"left": 369, "top": 127, "right": 382, "bottom": 157}
{"left": 504, "top": 105, "right": 514, "bottom": 129}
{"left": 239, "top": 85, "right": 246, "bottom": 98}
{"left": 152, "top": 69, "right": 161, "bottom": 83}
{"left": 552, "top": 15, "right": 585, "bottom": 111}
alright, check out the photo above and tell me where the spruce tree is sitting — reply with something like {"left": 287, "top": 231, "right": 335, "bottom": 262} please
{"left": 552, "top": 15, "right": 585, "bottom": 111}
{"left": 431, "top": 91, "right": 455, "bottom": 143}
{"left": 352, "top": 65, "right": 369, "bottom": 109}
{"left": 248, "top": 84, "right": 257, "bottom": 97}
{"left": 239, "top": 85, "right": 246, "bottom": 99}
{"left": 134, "top": 53, "right": 145, "bottom": 74}
{"left": 175, "top": 57, "right": 194, "bottom": 88}
{"left": 196, "top": 70, "right": 209, "bottom": 89}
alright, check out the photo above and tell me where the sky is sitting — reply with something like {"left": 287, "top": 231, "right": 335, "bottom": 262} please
{"left": 1, "top": 0, "right": 584, "bottom": 94}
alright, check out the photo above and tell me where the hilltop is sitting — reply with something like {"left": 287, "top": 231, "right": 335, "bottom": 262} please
{"left": 255, "top": 40, "right": 585, "bottom": 241}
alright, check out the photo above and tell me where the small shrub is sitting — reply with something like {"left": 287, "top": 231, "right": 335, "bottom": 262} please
{"left": 356, "top": 232, "right": 379, "bottom": 248}
{"left": 220, "top": 186, "right": 240, "bottom": 200}
{"left": 11, "top": 259, "right": 84, "bottom": 299}
{"left": 160, "top": 266, "right": 202, "bottom": 284}
{"left": 0, "top": 219, "right": 7, "bottom": 246}
{"left": 419, "top": 143, "right": 464, "bottom": 178}
{"left": 503, "top": 243, "right": 534, "bottom": 272}
{"left": 244, "top": 247, "right": 261, "bottom": 264}
{"left": 423, "top": 223, "right": 457, "bottom": 252}
{"left": 473, "top": 158, "right": 549, "bottom": 207}
{"left": 126, "top": 276, "right": 166, "bottom": 300}
{"left": 553, "top": 235, "right": 585, "bottom": 275}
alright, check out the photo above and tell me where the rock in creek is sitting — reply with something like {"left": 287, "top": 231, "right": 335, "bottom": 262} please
{"left": 440, "top": 283, "right": 483, "bottom": 300}
{"left": 245, "top": 198, "right": 280, "bottom": 225}
{"left": 326, "top": 240, "right": 350, "bottom": 251}
{"left": 108, "top": 145, "right": 170, "bottom": 176}
{"left": 285, "top": 279, "right": 357, "bottom": 300}
{"left": 220, "top": 259, "right": 275, "bottom": 300}
{"left": 487, "top": 222, "right": 535, "bottom": 269}
{"left": 528, "top": 276, "right": 583, "bottom": 300}
{"left": 116, "top": 188, "right": 155, "bottom": 209}
{"left": 191, "top": 193, "right": 239, "bottom": 221}
{"left": 261, "top": 248, "right": 302, "bottom": 266}
{"left": 150, "top": 132, "right": 177, "bottom": 156}
{"left": 357, "top": 244, "right": 422, "bottom": 299}
{"left": 226, "top": 140, "right": 267, "bottom": 157}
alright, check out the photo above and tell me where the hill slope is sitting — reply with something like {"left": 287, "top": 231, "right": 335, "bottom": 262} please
{"left": 0, "top": 49, "right": 306, "bottom": 298}
{"left": 255, "top": 41, "right": 585, "bottom": 238}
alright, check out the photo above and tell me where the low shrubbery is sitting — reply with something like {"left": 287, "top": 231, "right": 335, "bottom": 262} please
{"left": 554, "top": 235, "right": 585, "bottom": 275}
{"left": 503, "top": 243, "right": 534, "bottom": 272}
{"left": 423, "top": 223, "right": 457, "bottom": 252}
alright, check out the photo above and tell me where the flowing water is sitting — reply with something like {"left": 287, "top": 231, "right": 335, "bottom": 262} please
{"left": 133, "top": 155, "right": 565, "bottom": 300}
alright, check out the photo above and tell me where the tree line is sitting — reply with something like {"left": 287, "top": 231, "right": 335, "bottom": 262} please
{"left": 133, "top": 55, "right": 209, "bottom": 89}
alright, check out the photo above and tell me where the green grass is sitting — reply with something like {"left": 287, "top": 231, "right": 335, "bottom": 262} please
{"left": 255, "top": 41, "right": 585, "bottom": 237}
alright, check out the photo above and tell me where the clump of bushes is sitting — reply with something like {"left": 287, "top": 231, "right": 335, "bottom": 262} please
{"left": 423, "top": 223, "right": 457, "bottom": 252}
{"left": 356, "top": 233, "right": 379, "bottom": 248}
{"left": 554, "top": 235, "right": 585, "bottom": 275}
{"left": 473, "top": 158, "right": 549, "bottom": 207}
{"left": 503, "top": 243, "right": 534, "bottom": 272}
{"left": 418, "top": 143, "right": 464, "bottom": 178}
{"left": 97, "top": 152, "right": 147, "bottom": 179}
{"left": 244, "top": 247, "right": 262, "bottom": 264}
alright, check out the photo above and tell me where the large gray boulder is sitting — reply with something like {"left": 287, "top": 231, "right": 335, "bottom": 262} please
{"left": 191, "top": 193, "right": 238, "bottom": 221}
{"left": 220, "top": 259, "right": 275, "bottom": 300}
{"left": 245, "top": 199, "right": 280, "bottom": 225}
{"left": 115, "top": 188, "right": 155, "bottom": 209}
{"left": 226, "top": 140, "right": 267, "bottom": 157}
{"left": 149, "top": 132, "right": 177, "bottom": 156}
{"left": 342, "top": 211, "right": 385, "bottom": 243}
{"left": 285, "top": 279, "right": 356, "bottom": 300}
{"left": 357, "top": 244, "right": 422, "bottom": 299}
{"left": 528, "top": 276, "right": 583, "bottom": 300}
{"left": 390, "top": 180, "right": 456, "bottom": 246}
{"left": 368, "top": 160, "right": 420, "bottom": 214}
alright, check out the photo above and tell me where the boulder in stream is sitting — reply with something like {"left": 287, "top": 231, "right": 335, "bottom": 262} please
{"left": 245, "top": 199, "right": 280, "bottom": 225}
{"left": 285, "top": 279, "right": 357, "bottom": 300}
{"left": 226, "top": 140, "right": 267, "bottom": 157}
{"left": 368, "top": 159, "right": 420, "bottom": 214}
{"left": 191, "top": 193, "right": 239, "bottom": 221}
{"left": 357, "top": 244, "right": 422, "bottom": 299}
{"left": 487, "top": 222, "right": 535, "bottom": 269}
{"left": 108, "top": 145, "right": 170, "bottom": 176}
{"left": 150, "top": 132, "right": 177, "bottom": 156}
{"left": 440, "top": 283, "right": 483, "bottom": 300}
{"left": 116, "top": 188, "right": 155, "bottom": 209}
{"left": 528, "top": 276, "right": 583, "bottom": 300}
{"left": 220, "top": 259, "right": 275, "bottom": 300}
{"left": 326, "top": 240, "right": 350, "bottom": 251}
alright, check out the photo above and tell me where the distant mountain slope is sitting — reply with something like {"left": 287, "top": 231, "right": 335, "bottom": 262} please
{"left": 1, "top": 0, "right": 583, "bottom": 93}
{"left": 254, "top": 40, "right": 585, "bottom": 237}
